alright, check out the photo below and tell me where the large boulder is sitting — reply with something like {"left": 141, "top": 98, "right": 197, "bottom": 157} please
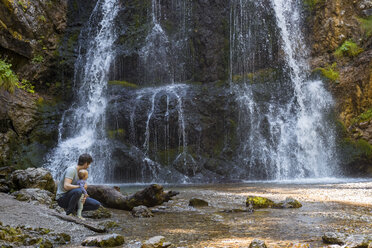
{"left": 11, "top": 188, "right": 54, "bottom": 205}
{"left": 9, "top": 168, "right": 55, "bottom": 193}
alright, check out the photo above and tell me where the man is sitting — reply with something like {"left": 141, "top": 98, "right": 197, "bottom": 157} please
{"left": 56, "top": 153, "right": 101, "bottom": 215}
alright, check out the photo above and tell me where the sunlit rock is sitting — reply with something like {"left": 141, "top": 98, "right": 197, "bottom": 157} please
{"left": 142, "top": 236, "right": 171, "bottom": 248}
{"left": 81, "top": 234, "right": 124, "bottom": 247}
{"left": 249, "top": 239, "right": 267, "bottom": 248}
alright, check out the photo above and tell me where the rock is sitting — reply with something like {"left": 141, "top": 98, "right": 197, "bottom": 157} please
{"left": 9, "top": 168, "right": 55, "bottom": 193}
{"left": 81, "top": 234, "right": 125, "bottom": 247}
{"left": 142, "top": 236, "right": 171, "bottom": 248}
{"left": 273, "top": 197, "right": 302, "bottom": 208}
{"left": 82, "top": 206, "right": 112, "bottom": 219}
{"left": 246, "top": 196, "right": 274, "bottom": 209}
{"left": 189, "top": 198, "right": 208, "bottom": 207}
{"left": 132, "top": 205, "right": 154, "bottom": 218}
{"left": 322, "top": 232, "right": 346, "bottom": 245}
{"left": 249, "top": 239, "right": 267, "bottom": 248}
{"left": 0, "top": 179, "right": 10, "bottom": 193}
{"left": 11, "top": 188, "right": 54, "bottom": 205}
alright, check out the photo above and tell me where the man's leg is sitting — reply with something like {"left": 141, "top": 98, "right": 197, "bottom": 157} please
{"left": 57, "top": 188, "right": 83, "bottom": 215}
{"left": 83, "top": 197, "right": 101, "bottom": 211}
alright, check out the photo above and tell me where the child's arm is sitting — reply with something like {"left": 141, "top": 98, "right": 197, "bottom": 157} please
{"left": 79, "top": 181, "right": 88, "bottom": 196}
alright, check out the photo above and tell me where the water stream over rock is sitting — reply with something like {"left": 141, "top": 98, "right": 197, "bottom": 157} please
{"left": 45, "top": 0, "right": 340, "bottom": 183}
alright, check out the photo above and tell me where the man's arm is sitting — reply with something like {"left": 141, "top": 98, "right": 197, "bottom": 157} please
{"left": 63, "top": 178, "right": 80, "bottom": 191}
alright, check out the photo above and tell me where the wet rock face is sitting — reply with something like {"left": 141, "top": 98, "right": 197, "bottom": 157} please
{"left": 0, "top": 0, "right": 67, "bottom": 83}
{"left": 106, "top": 82, "right": 239, "bottom": 182}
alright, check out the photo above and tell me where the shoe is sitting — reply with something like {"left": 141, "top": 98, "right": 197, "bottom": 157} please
{"left": 77, "top": 216, "right": 86, "bottom": 221}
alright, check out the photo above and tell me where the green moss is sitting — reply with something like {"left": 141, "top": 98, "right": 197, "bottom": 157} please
{"left": 315, "top": 63, "right": 339, "bottom": 82}
{"left": 303, "top": 0, "right": 324, "bottom": 11}
{"left": 358, "top": 16, "right": 372, "bottom": 37}
{"left": 246, "top": 196, "right": 275, "bottom": 209}
{"left": 231, "top": 68, "right": 278, "bottom": 85}
{"left": 334, "top": 40, "right": 363, "bottom": 58}
{"left": 108, "top": 80, "right": 138, "bottom": 88}
{"left": 107, "top": 128, "right": 125, "bottom": 139}
{"left": 342, "top": 138, "right": 372, "bottom": 161}
{"left": 351, "top": 108, "right": 372, "bottom": 125}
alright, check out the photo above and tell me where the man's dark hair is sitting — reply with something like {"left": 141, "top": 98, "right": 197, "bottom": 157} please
{"left": 78, "top": 153, "right": 93, "bottom": 165}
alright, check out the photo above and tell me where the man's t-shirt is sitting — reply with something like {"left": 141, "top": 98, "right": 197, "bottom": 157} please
{"left": 56, "top": 166, "right": 78, "bottom": 200}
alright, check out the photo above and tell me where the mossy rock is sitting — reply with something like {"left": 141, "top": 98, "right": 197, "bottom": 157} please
{"left": 82, "top": 206, "right": 112, "bottom": 219}
{"left": 273, "top": 197, "right": 302, "bottom": 209}
{"left": 246, "top": 196, "right": 274, "bottom": 209}
{"left": 81, "top": 234, "right": 124, "bottom": 247}
{"left": 189, "top": 198, "right": 208, "bottom": 207}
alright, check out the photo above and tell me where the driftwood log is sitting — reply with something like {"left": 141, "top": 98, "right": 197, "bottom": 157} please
{"left": 87, "top": 184, "right": 179, "bottom": 211}
{"left": 50, "top": 211, "right": 106, "bottom": 233}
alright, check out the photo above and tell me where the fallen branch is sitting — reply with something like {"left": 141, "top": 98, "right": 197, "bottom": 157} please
{"left": 87, "top": 184, "right": 179, "bottom": 211}
{"left": 50, "top": 211, "right": 106, "bottom": 233}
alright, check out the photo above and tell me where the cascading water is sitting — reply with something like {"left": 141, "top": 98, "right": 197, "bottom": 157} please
{"left": 118, "top": 0, "right": 192, "bottom": 181}
{"left": 45, "top": 0, "right": 119, "bottom": 183}
{"left": 230, "top": 0, "right": 339, "bottom": 180}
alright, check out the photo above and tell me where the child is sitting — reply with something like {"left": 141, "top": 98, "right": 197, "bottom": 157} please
{"left": 76, "top": 169, "right": 89, "bottom": 220}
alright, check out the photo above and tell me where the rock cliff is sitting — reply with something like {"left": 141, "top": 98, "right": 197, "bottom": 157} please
{"left": 307, "top": 0, "right": 372, "bottom": 175}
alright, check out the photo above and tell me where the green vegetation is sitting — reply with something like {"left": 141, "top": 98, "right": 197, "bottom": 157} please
{"left": 108, "top": 80, "right": 138, "bottom": 88}
{"left": 315, "top": 63, "right": 339, "bottom": 82}
{"left": 17, "top": 79, "right": 35, "bottom": 93}
{"left": 334, "top": 40, "right": 363, "bottom": 58}
{"left": 303, "top": 0, "right": 324, "bottom": 11}
{"left": 0, "top": 59, "right": 19, "bottom": 93}
{"left": 351, "top": 108, "right": 372, "bottom": 125}
{"left": 31, "top": 54, "right": 44, "bottom": 64}
{"left": 0, "top": 59, "right": 35, "bottom": 93}
{"left": 358, "top": 16, "right": 372, "bottom": 37}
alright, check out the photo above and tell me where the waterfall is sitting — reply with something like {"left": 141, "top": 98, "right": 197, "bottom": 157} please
{"left": 231, "top": 0, "right": 339, "bottom": 180}
{"left": 45, "top": 0, "right": 119, "bottom": 183}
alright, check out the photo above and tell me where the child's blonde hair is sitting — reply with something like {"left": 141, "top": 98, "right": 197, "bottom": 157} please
{"left": 78, "top": 169, "right": 88, "bottom": 180}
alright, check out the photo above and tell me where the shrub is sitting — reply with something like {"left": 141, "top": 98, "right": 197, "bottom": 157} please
{"left": 334, "top": 40, "right": 363, "bottom": 57}
{"left": 0, "top": 59, "right": 18, "bottom": 93}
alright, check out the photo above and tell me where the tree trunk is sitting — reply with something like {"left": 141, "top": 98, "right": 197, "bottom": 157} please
{"left": 87, "top": 184, "right": 179, "bottom": 211}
